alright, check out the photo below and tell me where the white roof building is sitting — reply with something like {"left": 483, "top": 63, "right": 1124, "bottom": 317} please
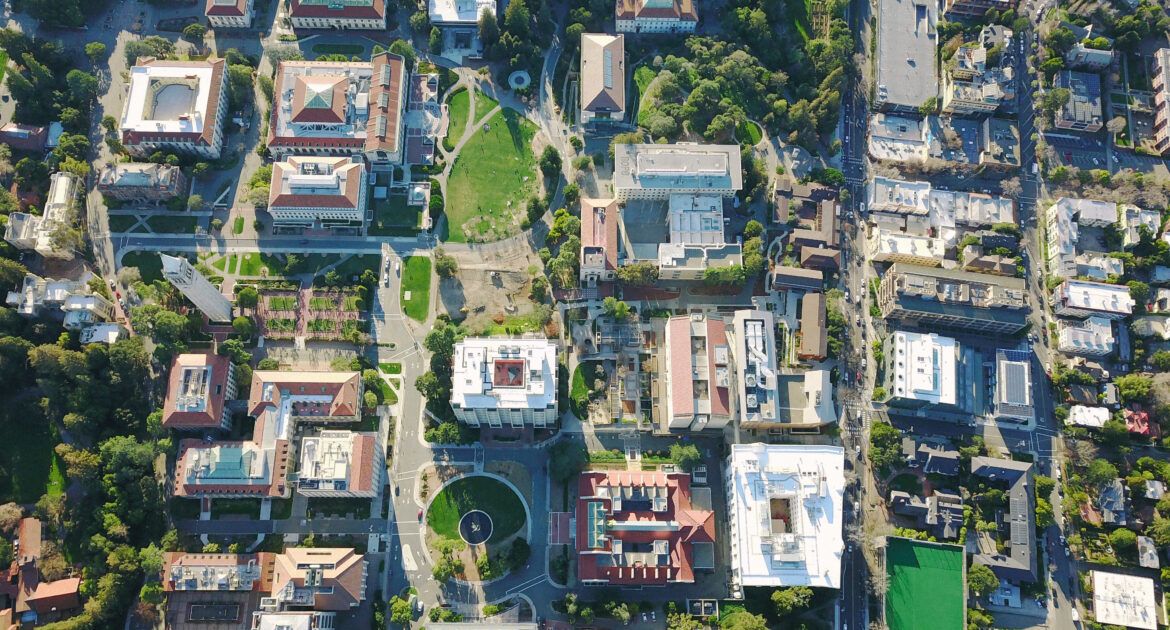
{"left": 868, "top": 177, "right": 1015, "bottom": 247}
{"left": 120, "top": 58, "right": 227, "bottom": 159}
{"left": 1075, "top": 253, "right": 1124, "bottom": 281}
{"left": 428, "top": 0, "right": 495, "bottom": 25}
{"left": 4, "top": 172, "right": 78, "bottom": 260}
{"left": 1052, "top": 280, "right": 1134, "bottom": 320}
{"left": 889, "top": 331, "right": 957, "bottom": 406}
{"left": 1092, "top": 570, "right": 1157, "bottom": 630}
{"left": 1068, "top": 405, "right": 1110, "bottom": 429}
{"left": 79, "top": 323, "right": 126, "bottom": 345}
{"left": 613, "top": 144, "right": 742, "bottom": 201}
{"left": 657, "top": 194, "right": 742, "bottom": 280}
{"left": 1122, "top": 205, "right": 1161, "bottom": 248}
{"left": 451, "top": 337, "right": 558, "bottom": 428}
{"left": 725, "top": 444, "right": 845, "bottom": 595}
{"left": 867, "top": 228, "right": 946, "bottom": 266}
{"left": 1057, "top": 315, "right": 1114, "bottom": 356}
{"left": 297, "top": 430, "right": 382, "bottom": 497}
{"left": 1046, "top": 198, "right": 1120, "bottom": 277}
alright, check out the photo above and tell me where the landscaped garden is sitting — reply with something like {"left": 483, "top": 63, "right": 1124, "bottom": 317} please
{"left": 147, "top": 214, "right": 199, "bottom": 233}
{"left": 120, "top": 251, "right": 166, "bottom": 283}
{"left": 268, "top": 295, "right": 298, "bottom": 310}
{"left": 400, "top": 256, "right": 432, "bottom": 322}
{"left": 369, "top": 194, "right": 423, "bottom": 237}
{"left": 444, "top": 108, "right": 539, "bottom": 243}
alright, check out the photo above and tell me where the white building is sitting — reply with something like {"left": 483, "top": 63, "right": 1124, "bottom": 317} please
{"left": 428, "top": 0, "right": 495, "bottom": 26}
{"left": 1092, "top": 571, "right": 1157, "bottom": 630}
{"left": 62, "top": 293, "right": 116, "bottom": 331}
{"left": 867, "top": 228, "right": 946, "bottom": 266}
{"left": 613, "top": 144, "right": 742, "bottom": 201}
{"left": 160, "top": 253, "right": 233, "bottom": 323}
{"left": 725, "top": 444, "right": 845, "bottom": 596}
{"left": 267, "top": 157, "right": 368, "bottom": 231}
{"left": 1122, "top": 205, "right": 1161, "bottom": 248}
{"left": 450, "top": 337, "right": 558, "bottom": 428}
{"left": 1046, "top": 198, "right": 1119, "bottom": 276}
{"left": 1052, "top": 279, "right": 1134, "bottom": 320}
{"left": 288, "top": 0, "right": 386, "bottom": 29}
{"left": 1068, "top": 405, "right": 1110, "bottom": 429}
{"left": 868, "top": 176, "right": 1015, "bottom": 246}
{"left": 297, "top": 430, "right": 383, "bottom": 498}
{"left": 615, "top": 0, "right": 697, "bottom": 33}
{"left": 1075, "top": 253, "right": 1124, "bottom": 281}
{"left": 4, "top": 172, "right": 78, "bottom": 260}
{"left": 579, "top": 34, "right": 625, "bottom": 124}
{"left": 5, "top": 273, "right": 112, "bottom": 324}
{"left": 1057, "top": 315, "right": 1115, "bottom": 356}
{"left": 120, "top": 58, "right": 228, "bottom": 159}
{"left": 730, "top": 310, "right": 779, "bottom": 429}
{"left": 657, "top": 194, "right": 742, "bottom": 280}
{"left": 206, "top": 0, "right": 254, "bottom": 28}
{"left": 886, "top": 331, "right": 957, "bottom": 407}
{"left": 80, "top": 323, "right": 127, "bottom": 345}
{"left": 994, "top": 349, "right": 1033, "bottom": 424}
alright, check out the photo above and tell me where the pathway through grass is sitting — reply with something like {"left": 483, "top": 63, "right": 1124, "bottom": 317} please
{"left": 473, "top": 89, "right": 499, "bottom": 123}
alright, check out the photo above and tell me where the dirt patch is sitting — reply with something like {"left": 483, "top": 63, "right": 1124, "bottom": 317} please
{"left": 419, "top": 463, "right": 475, "bottom": 503}
{"left": 485, "top": 461, "right": 534, "bottom": 509}
{"left": 438, "top": 267, "right": 538, "bottom": 329}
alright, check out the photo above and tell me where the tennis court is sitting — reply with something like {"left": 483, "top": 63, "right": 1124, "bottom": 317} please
{"left": 885, "top": 537, "right": 965, "bottom": 630}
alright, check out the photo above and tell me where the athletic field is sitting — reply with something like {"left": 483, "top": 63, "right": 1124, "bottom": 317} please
{"left": 885, "top": 538, "right": 965, "bottom": 630}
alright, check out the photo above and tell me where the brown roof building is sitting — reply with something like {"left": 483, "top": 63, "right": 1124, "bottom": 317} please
{"left": 267, "top": 157, "right": 369, "bottom": 232}
{"left": 579, "top": 197, "right": 619, "bottom": 286}
{"left": 162, "top": 552, "right": 275, "bottom": 592}
{"left": 579, "top": 34, "right": 625, "bottom": 124}
{"left": 0, "top": 124, "right": 47, "bottom": 154}
{"left": 206, "top": 0, "right": 254, "bottom": 27}
{"left": 1, "top": 518, "right": 82, "bottom": 625}
{"left": 660, "top": 314, "right": 731, "bottom": 431}
{"left": 120, "top": 58, "right": 228, "bottom": 160}
{"left": 616, "top": 0, "right": 697, "bottom": 33}
{"left": 798, "top": 292, "right": 827, "bottom": 361}
{"left": 288, "top": 0, "right": 385, "bottom": 28}
{"left": 271, "top": 548, "right": 367, "bottom": 610}
{"left": 162, "top": 352, "right": 238, "bottom": 431}
{"left": 268, "top": 54, "right": 406, "bottom": 166}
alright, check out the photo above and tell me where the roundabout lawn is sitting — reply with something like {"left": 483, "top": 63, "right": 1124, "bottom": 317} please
{"left": 426, "top": 475, "right": 525, "bottom": 544}
{"left": 444, "top": 108, "right": 539, "bottom": 243}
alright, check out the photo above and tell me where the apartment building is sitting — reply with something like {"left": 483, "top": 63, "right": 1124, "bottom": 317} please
{"left": 4, "top": 172, "right": 79, "bottom": 260}
{"left": 1053, "top": 70, "right": 1103, "bottom": 132}
{"left": 876, "top": 263, "right": 1029, "bottom": 335}
{"left": 941, "top": 27, "right": 1015, "bottom": 115}
{"left": 1052, "top": 279, "right": 1134, "bottom": 319}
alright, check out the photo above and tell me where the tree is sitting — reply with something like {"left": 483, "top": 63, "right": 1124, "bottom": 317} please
{"left": 429, "top": 27, "right": 443, "bottom": 54}
{"left": 409, "top": 10, "right": 430, "bottom": 33}
{"left": 540, "top": 146, "right": 562, "bottom": 178}
{"left": 615, "top": 261, "right": 659, "bottom": 286}
{"left": 719, "top": 610, "right": 767, "bottom": 630}
{"left": 479, "top": 9, "right": 500, "bottom": 50}
{"left": 1116, "top": 374, "right": 1153, "bottom": 404}
{"left": 1035, "top": 497, "right": 1055, "bottom": 528}
{"left": 967, "top": 563, "right": 998, "bottom": 596}
{"left": 548, "top": 440, "right": 587, "bottom": 483}
{"left": 670, "top": 443, "right": 702, "bottom": 471}
{"left": 744, "top": 219, "right": 764, "bottom": 239}
{"left": 1150, "top": 515, "right": 1170, "bottom": 546}
{"left": 415, "top": 371, "right": 443, "bottom": 400}
{"left": 182, "top": 23, "right": 207, "bottom": 42}
{"left": 389, "top": 596, "right": 412, "bottom": 624}
{"left": 1109, "top": 527, "right": 1137, "bottom": 552}
{"left": 84, "top": 41, "right": 107, "bottom": 64}
{"left": 667, "top": 613, "right": 705, "bottom": 630}
{"left": 771, "top": 586, "right": 813, "bottom": 617}
{"left": 435, "top": 248, "right": 459, "bottom": 278}
{"left": 869, "top": 422, "right": 902, "bottom": 473}
{"left": 602, "top": 296, "right": 631, "bottom": 320}
{"left": 1035, "top": 475, "right": 1056, "bottom": 498}
{"left": 0, "top": 503, "right": 21, "bottom": 535}
{"left": 187, "top": 194, "right": 204, "bottom": 211}
{"left": 231, "top": 316, "right": 256, "bottom": 340}
{"left": 1087, "top": 458, "right": 1120, "bottom": 486}
{"left": 388, "top": 40, "right": 417, "bottom": 71}
{"left": 1106, "top": 116, "right": 1127, "bottom": 135}
{"left": 139, "top": 583, "right": 164, "bottom": 606}
{"left": 1129, "top": 280, "right": 1151, "bottom": 309}
{"left": 237, "top": 286, "right": 259, "bottom": 309}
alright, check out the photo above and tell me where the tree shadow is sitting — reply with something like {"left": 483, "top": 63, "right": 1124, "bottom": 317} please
{"left": 437, "top": 274, "right": 466, "bottom": 321}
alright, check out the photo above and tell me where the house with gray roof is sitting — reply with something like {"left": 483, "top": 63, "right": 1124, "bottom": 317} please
{"left": 970, "top": 456, "right": 1037, "bottom": 583}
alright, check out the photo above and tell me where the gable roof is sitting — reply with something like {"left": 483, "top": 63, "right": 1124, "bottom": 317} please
{"left": 580, "top": 34, "right": 625, "bottom": 115}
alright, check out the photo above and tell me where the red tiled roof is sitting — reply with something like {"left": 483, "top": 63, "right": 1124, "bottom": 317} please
{"left": 365, "top": 53, "right": 404, "bottom": 154}
{"left": 706, "top": 318, "right": 729, "bottom": 417}
{"left": 172, "top": 438, "right": 291, "bottom": 498}
{"left": 349, "top": 433, "right": 377, "bottom": 494}
{"left": 162, "top": 352, "right": 234, "bottom": 430}
{"left": 16, "top": 518, "right": 40, "bottom": 567}
{"left": 288, "top": 0, "right": 384, "bottom": 19}
{"left": 616, "top": 0, "right": 696, "bottom": 20}
{"left": 292, "top": 76, "right": 348, "bottom": 124}
{"left": 272, "top": 548, "right": 365, "bottom": 610}
{"left": 247, "top": 370, "right": 362, "bottom": 419}
{"left": 667, "top": 317, "right": 693, "bottom": 418}
{"left": 580, "top": 198, "right": 619, "bottom": 272}
{"left": 24, "top": 578, "right": 80, "bottom": 615}
{"left": 267, "top": 157, "right": 365, "bottom": 210}
{"left": 161, "top": 552, "right": 275, "bottom": 592}
{"left": 121, "top": 59, "right": 226, "bottom": 151}
{"left": 206, "top": 0, "right": 247, "bottom": 16}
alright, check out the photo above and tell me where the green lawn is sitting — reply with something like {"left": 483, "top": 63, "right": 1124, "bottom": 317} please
{"left": 400, "top": 256, "right": 432, "bottom": 322}
{"left": 474, "top": 311, "right": 548, "bottom": 336}
{"left": 889, "top": 473, "right": 922, "bottom": 494}
{"left": 570, "top": 362, "right": 592, "bottom": 419}
{"left": 308, "top": 319, "right": 335, "bottom": 333}
{"left": 232, "top": 215, "right": 245, "bottom": 235}
{"left": 210, "top": 256, "right": 227, "bottom": 272}
{"left": 376, "top": 377, "right": 398, "bottom": 404}
{"left": 0, "top": 401, "right": 62, "bottom": 503}
{"left": 309, "top": 296, "right": 336, "bottom": 310}
{"left": 444, "top": 88, "right": 470, "bottom": 152}
{"left": 211, "top": 498, "right": 261, "bottom": 519}
{"left": 379, "top": 363, "right": 403, "bottom": 374}
{"left": 369, "top": 194, "right": 423, "bottom": 237}
{"left": 268, "top": 296, "right": 297, "bottom": 310}
{"left": 120, "top": 251, "right": 165, "bottom": 283}
{"left": 237, "top": 252, "right": 278, "bottom": 276}
{"left": 170, "top": 498, "right": 201, "bottom": 521}
{"left": 634, "top": 65, "right": 656, "bottom": 97}
{"left": 148, "top": 214, "right": 199, "bottom": 233}
{"left": 308, "top": 497, "right": 371, "bottom": 519}
{"left": 108, "top": 215, "right": 138, "bottom": 232}
{"left": 426, "top": 476, "right": 525, "bottom": 544}
{"left": 445, "top": 108, "right": 539, "bottom": 243}
{"left": 736, "top": 120, "right": 763, "bottom": 145}
{"left": 311, "top": 43, "right": 365, "bottom": 57}
{"left": 285, "top": 253, "right": 343, "bottom": 276}
{"left": 331, "top": 255, "right": 379, "bottom": 282}
{"left": 473, "top": 89, "right": 500, "bottom": 124}
{"left": 886, "top": 538, "right": 965, "bottom": 630}
{"left": 0, "top": 51, "right": 8, "bottom": 86}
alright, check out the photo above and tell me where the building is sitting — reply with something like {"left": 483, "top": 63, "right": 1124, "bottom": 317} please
{"left": 943, "top": 0, "right": 1014, "bottom": 16}
{"left": 1091, "top": 571, "right": 1156, "bottom": 630}
{"left": 252, "top": 612, "right": 337, "bottom": 629}
{"left": 1138, "top": 535, "right": 1159, "bottom": 569}
{"left": 162, "top": 551, "right": 274, "bottom": 593}
{"left": 1121, "top": 205, "right": 1161, "bottom": 248}
{"left": 1153, "top": 49, "right": 1170, "bottom": 155}
{"left": 79, "top": 323, "right": 127, "bottom": 345}
{"left": 267, "top": 157, "right": 368, "bottom": 232}
{"left": 660, "top": 314, "right": 730, "bottom": 431}
{"left": 450, "top": 337, "right": 558, "bottom": 428}
{"left": 883, "top": 331, "right": 958, "bottom": 408}
{"left": 797, "top": 292, "right": 826, "bottom": 361}
{"left": 774, "top": 178, "right": 840, "bottom": 268}
{"left": 0, "top": 122, "right": 47, "bottom": 153}
{"left": 120, "top": 58, "right": 228, "bottom": 159}
{"left": 172, "top": 370, "right": 361, "bottom": 499}
{"left": 613, "top": 144, "right": 741, "bottom": 201}
{"left": 1068, "top": 405, "right": 1109, "bottom": 428}
{"left": 1057, "top": 315, "right": 1114, "bottom": 356}
{"left": 579, "top": 198, "right": 619, "bottom": 286}
{"left": 296, "top": 430, "right": 383, "bottom": 497}
{"left": 1, "top": 517, "right": 83, "bottom": 626}
{"left": 867, "top": 113, "right": 930, "bottom": 161}
{"left": 874, "top": 0, "right": 938, "bottom": 113}
{"left": 1097, "top": 478, "right": 1128, "bottom": 526}
{"left": 160, "top": 253, "right": 234, "bottom": 322}
{"left": 867, "top": 228, "right": 945, "bottom": 266}
{"left": 4, "top": 172, "right": 78, "bottom": 260}
{"left": 656, "top": 194, "right": 742, "bottom": 280}
{"left": 1075, "top": 252, "right": 1124, "bottom": 281}
{"left": 1053, "top": 70, "right": 1103, "bottom": 132}
{"left": 580, "top": 34, "right": 625, "bottom": 124}
{"left": 941, "top": 28, "right": 1015, "bottom": 115}
{"left": 903, "top": 437, "right": 960, "bottom": 475}
{"left": 725, "top": 444, "right": 845, "bottom": 595}
{"left": 1052, "top": 279, "right": 1134, "bottom": 320}
{"left": 288, "top": 0, "right": 385, "bottom": 29}
{"left": 267, "top": 55, "right": 408, "bottom": 168}
{"left": 867, "top": 176, "right": 1016, "bottom": 245}
{"left": 428, "top": 0, "right": 495, "bottom": 29}
{"left": 615, "top": 0, "right": 696, "bottom": 33}
{"left": 576, "top": 471, "right": 714, "bottom": 586}
{"left": 1045, "top": 197, "right": 1118, "bottom": 277}
{"left": 4, "top": 273, "right": 112, "bottom": 325}
{"left": 979, "top": 116, "right": 1021, "bottom": 169}
{"left": 206, "top": 0, "right": 253, "bottom": 28}
{"left": 97, "top": 162, "right": 187, "bottom": 203}
{"left": 772, "top": 266, "right": 823, "bottom": 292}
{"left": 890, "top": 490, "right": 964, "bottom": 539}
{"left": 970, "top": 457, "right": 1036, "bottom": 583}
{"left": 271, "top": 548, "right": 367, "bottom": 610}
{"left": 1062, "top": 23, "right": 1114, "bottom": 70}
{"left": 962, "top": 245, "right": 1017, "bottom": 276}
{"left": 994, "top": 349, "right": 1034, "bottom": 424}
{"left": 877, "top": 263, "right": 1029, "bottom": 335}
{"left": 163, "top": 352, "right": 238, "bottom": 431}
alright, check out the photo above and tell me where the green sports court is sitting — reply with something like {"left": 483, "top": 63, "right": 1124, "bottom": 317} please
{"left": 885, "top": 537, "right": 965, "bottom": 630}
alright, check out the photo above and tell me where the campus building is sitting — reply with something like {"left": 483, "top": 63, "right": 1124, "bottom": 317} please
{"left": 97, "top": 162, "right": 187, "bottom": 203}
{"left": 725, "top": 444, "right": 845, "bottom": 596}
{"left": 4, "top": 172, "right": 79, "bottom": 260}
{"left": 579, "top": 198, "right": 619, "bottom": 286}
{"left": 270, "top": 548, "right": 368, "bottom": 610}
{"left": 161, "top": 253, "right": 234, "bottom": 323}
{"left": 874, "top": 0, "right": 938, "bottom": 113}
{"left": 657, "top": 194, "right": 742, "bottom": 280}
{"left": 797, "top": 292, "right": 826, "bottom": 361}
{"left": 268, "top": 55, "right": 408, "bottom": 169}
{"left": 4, "top": 273, "right": 112, "bottom": 324}
{"left": 120, "top": 58, "right": 228, "bottom": 159}
{"left": 296, "top": 430, "right": 383, "bottom": 498}
{"left": 613, "top": 144, "right": 741, "bottom": 201}
{"left": 615, "top": 0, "right": 697, "bottom": 33}
{"left": 579, "top": 33, "right": 625, "bottom": 124}
{"left": 288, "top": 0, "right": 385, "bottom": 29}
{"left": 867, "top": 229, "right": 945, "bottom": 266}
{"left": 162, "top": 352, "right": 238, "bottom": 431}
{"left": 1152, "top": 48, "right": 1170, "bottom": 155}
{"left": 450, "top": 337, "right": 559, "bottom": 428}
{"left": 876, "top": 263, "right": 1029, "bottom": 335}
{"left": 267, "top": 157, "right": 368, "bottom": 232}
{"left": 659, "top": 313, "right": 731, "bottom": 431}
{"left": 576, "top": 471, "right": 715, "bottom": 586}
{"left": 206, "top": 0, "right": 254, "bottom": 28}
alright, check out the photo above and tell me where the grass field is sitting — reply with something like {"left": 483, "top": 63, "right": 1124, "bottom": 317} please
{"left": 400, "top": 256, "right": 432, "bottom": 322}
{"left": 444, "top": 88, "right": 470, "bottom": 152}
{"left": 148, "top": 214, "right": 199, "bottom": 233}
{"left": 331, "top": 255, "right": 379, "bottom": 282}
{"left": 0, "top": 52, "right": 8, "bottom": 86}
{"left": 311, "top": 43, "right": 365, "bottom": 57}
{"left": 379, "top": 362, "right": 402, "bottom": 374}
{"left": 108, "top": 215, "right": 138, "bottom": 232}
{"left": 445, "top": 108, "right": 538, "bottom": 243}
{"left": 121, "top": 251, "right": 165, "bottom": 283}
{"left": 886, "top": 538, "right": 965, "bottom": 630}
{"left": 0, "top": 401, "right": 63, "bottom": 503}
{"left": 233, "top": 215, "right": 245, "bottom": 235}
{"left": 473, "top": 89, "right": 499, "bottom": 124}
{"left": 426, "top": 476, "right": 525, "bottom": 544}
{"left": 237, "top": 252, "right": 280, "bottom": 276}
{"left": 369, "top": 194, "right": 422, "bottom": 236}
{"left": 736, "top": 120, "right": 763, "bottom": 145}
{"left": 634, "top": 65, "right": 657, "bottom": 97}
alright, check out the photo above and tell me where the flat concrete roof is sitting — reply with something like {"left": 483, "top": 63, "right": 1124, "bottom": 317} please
{"left": 875, "top": 0, "right": 938, "bottom": 111}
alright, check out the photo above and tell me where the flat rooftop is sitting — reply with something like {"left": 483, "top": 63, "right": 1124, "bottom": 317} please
{"left": 875, "top": 0, "right": 938, "bottom": 110}
{"left": 891, "top": 331, "right": 957, "bottom": 406}
{"left": 452, "top": 337, "right": 557, "bottom": 411}
{"left": 122, "top": 59, "right": 222, "bottom": 138}
{"left": 1092, "top": 570, "right": 1157, "bottom": 630}
{"left": 614, "top": 144, "right": 742, "bottom": 193}
{"left": 428, "top": 0, "right": 495, "bottom": 24}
